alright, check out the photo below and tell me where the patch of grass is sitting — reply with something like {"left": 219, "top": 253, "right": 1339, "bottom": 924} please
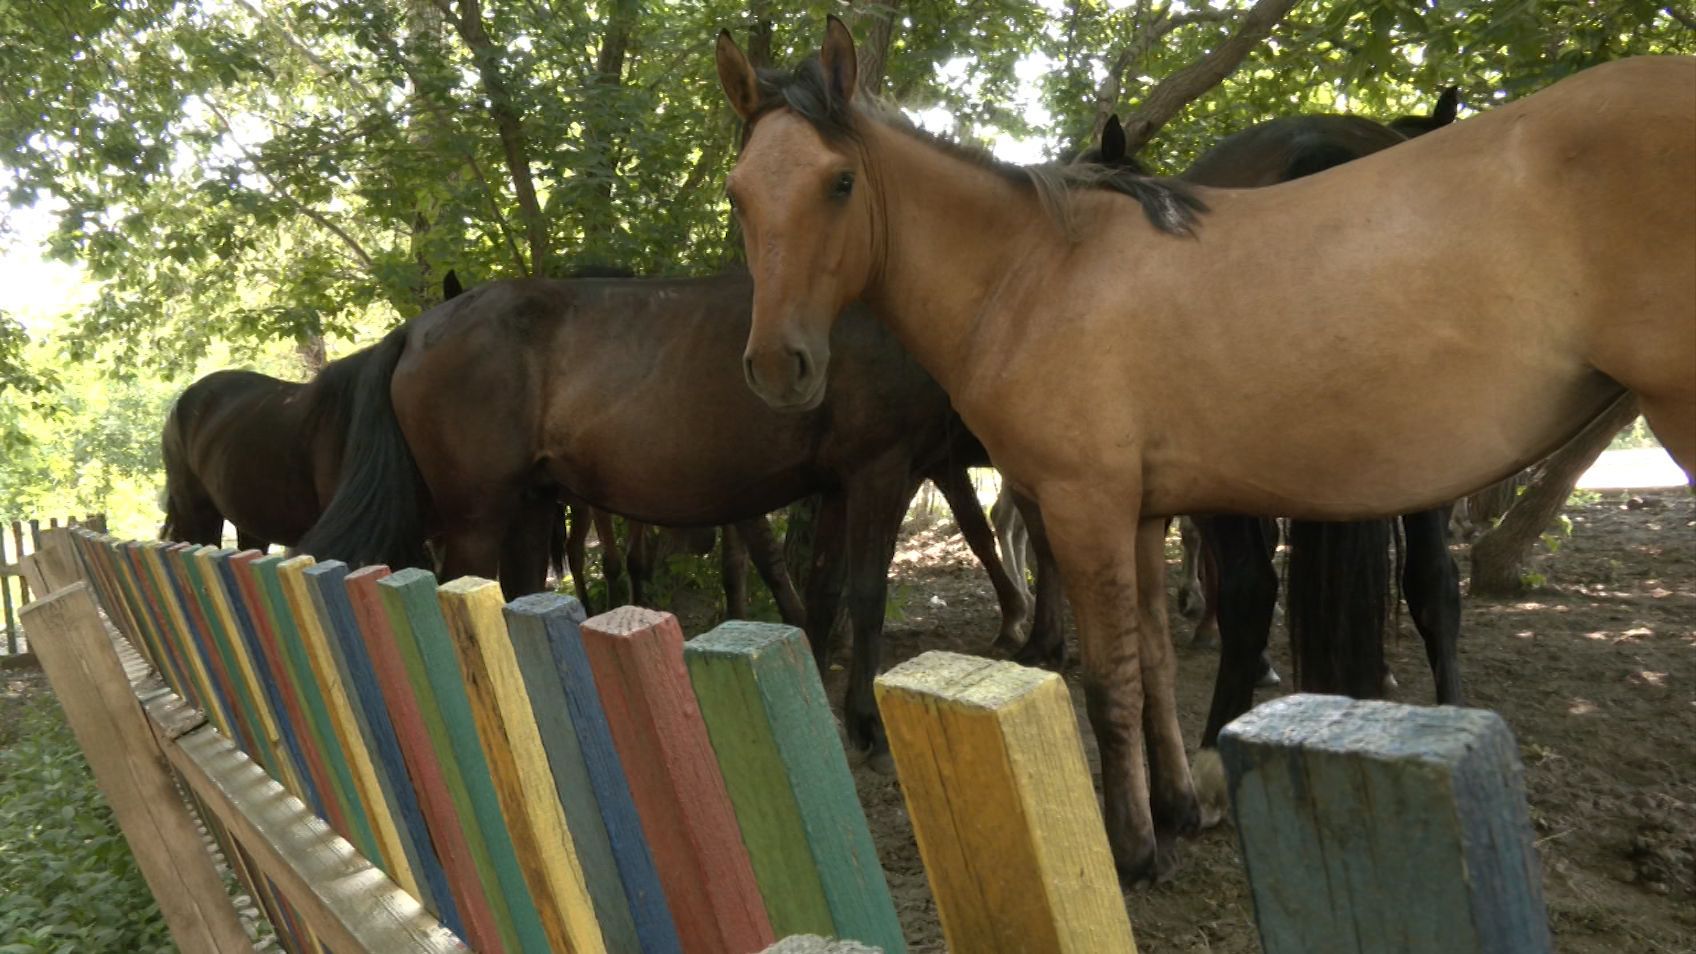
{"left": 0, "top": 687, "right": 171, "bottom": 953}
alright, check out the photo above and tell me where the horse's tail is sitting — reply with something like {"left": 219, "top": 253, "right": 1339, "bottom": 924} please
{"left": 1285, "top": 519, "right": 1392, "bottom": 697}
{"left": 297, "top": 327, "right": 431, "bottom": 569}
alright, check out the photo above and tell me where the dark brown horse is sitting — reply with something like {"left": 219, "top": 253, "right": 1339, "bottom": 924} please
{"left": 298, "top": 270, "right": 1026, "bottom": 750}
{"left": 160, "top": 360, "right": 365, "bottom": 549}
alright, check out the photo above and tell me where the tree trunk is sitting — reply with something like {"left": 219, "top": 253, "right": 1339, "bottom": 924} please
{"left": 1468, "top": 395, "right": 1641, "bottom": 596}
{"left": 853, "top": 0, "right": 902, "bottom": 95}
{"left": 1113, "top": 0, "right": 1300, "bottom": 152}
{"left": 444, "top": 0, "right": 550, "bottom": 276}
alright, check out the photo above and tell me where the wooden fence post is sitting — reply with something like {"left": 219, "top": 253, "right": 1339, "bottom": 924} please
{"left": 579, "top": 606, "right": 774, "bottom": 954}
{"left": 874, "top": 651, "right": 1135, "bottom": 954}
{"left": 20, "top": 584, "right": 257, "bottom": 954}
{"left": 686, "top": 621, "right": 904, "bottom": 952}
{"left": 1219, "top": 694, "right": 1552, "bottom": 954}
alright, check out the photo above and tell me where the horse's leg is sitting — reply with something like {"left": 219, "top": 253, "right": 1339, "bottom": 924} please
{"left": 736, "top": 516, "right": 807, "bottom": 627}
{"left": 1189, "top": 518, "right": 1221, "bottom": 649}
{"left": 1011, "top": 495, "right": 1067, "bottom": 670}
{"left": 1197, "top": 515, "right": 1279, "bottom": 747}
{"left": 436, "top": 521, "right": 506, "bottom": 584}
{"left": 802, "top": 493, "right": 850, "bottom": 672}
{"left": 564, "top": 504, "right": 592, "bottom": 610}
{"left": 1135, "top": 516, "right": 1200, "bottom": 867}
{"left": 498, "top": 499, "right": 555, "bottom": 599}
{"left": 720, "top": 525, "right": 749, "bottom": 620}
{"left": 625, "top": 521, "right": 653, "bottom": 607}
{"left": 592, "top": 509, "right": 631, "bottom": 606}
{"left": 235, "top": 531, "right": 268, "bottom": 554}
{"left": 1639, "top": 396, "right": 1696, "bottom": 475}
{"left": 1176, "top": 516, "right": 1205, "bottom": 621}
{"left": 1040, "top": 486, "right": 1165, "bottom": 882}
{"left": 1401, "top": 506, "right": 1465, "bottom": 705}
{"left": 841, "top": 465, "right": 919, "bottom": 763}
{"left": 989, "top": 484, "right": 1033, "bottom": 608}
{"left": 932, "top": 465, "right": 1029, "bottom": 651}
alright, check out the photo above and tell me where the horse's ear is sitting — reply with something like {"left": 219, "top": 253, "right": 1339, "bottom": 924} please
{"left": 443, "top": 270, "right": 463, "bottom": 300}
{"left": 1433, "top": 87, "right": 1459, "bottom": 126}
{"left": 716, "top": 29, "right": 759, "bottom": 121}
{"left": 1100, "top": 114, "right": 1127, "bottom": 164}
{"left": 821, "top": 15, "right": 859, "bottom": 105}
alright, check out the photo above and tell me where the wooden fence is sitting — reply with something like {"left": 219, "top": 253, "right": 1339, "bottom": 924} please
{"left": 0, "top": 513, "right": 106, "bottom": 656}
{"left": 22, "top": 530, "right": 1139, "bottom": 953}
{"left": 19, "top": 527, "right": 1551, "bottom": 954}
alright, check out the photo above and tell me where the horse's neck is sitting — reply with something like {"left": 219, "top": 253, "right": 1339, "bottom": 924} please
{"left": 861, "top": 122, "right": 1059, "bottom": 397}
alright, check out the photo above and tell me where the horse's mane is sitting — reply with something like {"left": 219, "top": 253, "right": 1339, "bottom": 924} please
{"left": 742, "top": 57, "right": 1205, "bottom": 238}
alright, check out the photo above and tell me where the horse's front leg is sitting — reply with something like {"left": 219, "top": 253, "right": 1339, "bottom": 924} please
{"left": 1040, "top": 487, "right": 1161, "bottom": 882}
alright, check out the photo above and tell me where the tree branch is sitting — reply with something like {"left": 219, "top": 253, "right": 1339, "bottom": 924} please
{"left": 1115, "top": 0, "right": 1299, "bottom": 152}
{"left": 1091, "top": 7, "right": 1232, "bottom": 138}
{"left": 199, "top": 98, "right": 377, "bottom": 273}
{"left": 445, "top": 0, "right": 551, "bottom": 276}
{"left": 853, "top": 0, "right": 904, "bottom": 95}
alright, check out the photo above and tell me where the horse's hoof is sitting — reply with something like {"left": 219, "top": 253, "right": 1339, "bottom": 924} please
{"left": 1189, "top": 625, "right": 1220, "bottom": 651}
{"left": 1011, "top": 635, "right": 1065, "bottom": 671}
{"left": 1112, "top": 834, "right": 1163, "bottom": 888}
{"left": 1192, "top": 748, "right": 1230, "bottom": 829}
{"left": 990, "top": 620, "right": 1028, "bottom": 654}
{"left": 864, "top": 745, "right": 896, "bottom": 776}
{"left": 1256, "top": 663, "right": 1281, "bottom": 689}
{"left": 1382, "top": 668, "right": 1400, "bottom": 693}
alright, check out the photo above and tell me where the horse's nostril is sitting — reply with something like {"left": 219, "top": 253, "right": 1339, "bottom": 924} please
{"left": 744, "top": 354, "right": 758, "bottom": 386}
{"left": 792, "top": 348, "right": 812, "bottom": 384}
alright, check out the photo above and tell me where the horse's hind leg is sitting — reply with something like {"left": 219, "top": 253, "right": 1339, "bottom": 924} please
{"left": 931, "top": 464, "right": 1029, "bottom": 651}
{"left": 989, "top": 485, "right": 1032, "bottom": 606}
{"left": 497, "top": 498, "right": 556, "bottom": 599}
{"left": 1640, "top": 395, "right": 1696, "bottom": 478}
{"left": 1011, "top": 495, "right": 1068, "bottom": 670}
{"left": 564, "top": 504, "right": 593, "bottom": 610}
{"left": 1198, "top": 515, "right": 1280, "bottom": 748}
{"left": 235, "top": 530, "right": 268, "bottom": 554}
{"left": 592, "top": 509, "right": 631, "bottom": 606}
{"left": 841, "top": 464, "right": 920, "bottom": 764}
{"left": 1401, "top": 506, "right": 1464, "bottom": 704}
{"left": 737, "top": 516, "right": 807, "bottom": 627}
{"left": 720, "top": 526, "right": 749, "bottom": 620}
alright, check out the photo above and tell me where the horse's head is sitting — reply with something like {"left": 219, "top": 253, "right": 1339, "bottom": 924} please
{"left": 1388, "top": 87, "right": 1461, "bottom": 138}
{"left": 717, "top": 17, "right": 877, "bottom": 411}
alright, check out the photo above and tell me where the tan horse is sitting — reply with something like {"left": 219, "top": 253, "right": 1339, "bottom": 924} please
{"left": 717, "top": 18, "right": 1696, "bottom": 883}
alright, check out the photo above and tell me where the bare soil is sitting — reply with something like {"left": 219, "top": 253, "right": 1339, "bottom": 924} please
{"left": 827, "top": 490, "right": 1695, "bottom": 953}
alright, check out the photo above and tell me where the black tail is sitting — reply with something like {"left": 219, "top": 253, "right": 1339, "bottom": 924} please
{"left": 297, "top": 327, "right": 431, "bottom": 569}
{"left": 1285, "top": 519, "right": 1392, "bottom": 698}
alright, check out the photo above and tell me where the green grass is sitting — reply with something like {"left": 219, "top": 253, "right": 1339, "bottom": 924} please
{"left": 0, "top": 679, "right": 173, "bottom": 953}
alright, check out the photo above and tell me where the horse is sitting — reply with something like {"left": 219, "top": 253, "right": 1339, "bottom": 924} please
{"left": 716, "top": 19, "right": 1694, "bottom": 882}
{"left": 160, "top": 356, "right": 368, "bottom": 550}
{"left": 1000, "top": 105, "right": 1465, "bottom": 717}
{"left": 1105, "top": 107, "right": 1467, "bottom": 751}
{"left": 297, "top": 269, "right": 1032, "bottom": 751}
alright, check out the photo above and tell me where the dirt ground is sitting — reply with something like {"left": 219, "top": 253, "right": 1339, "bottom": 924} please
{"left": 823, "top": 490, "right": 1695, "bottom": 953}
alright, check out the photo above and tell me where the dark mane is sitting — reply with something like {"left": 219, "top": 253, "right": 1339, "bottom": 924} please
{"left": 743, "top": 57, "right": 1205, "bottom": 238}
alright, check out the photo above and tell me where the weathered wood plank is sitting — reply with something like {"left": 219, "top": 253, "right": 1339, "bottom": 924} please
{"left": 380, "top": 567, "right": 550, "bottom": 954}
{"left": 279, "top": 555, "right": 419, "bottom": 897}
{"left": 580, "top": 606, "right": 774, "bottom": 954}
{"left": 685, "top": 621, "right": 904, "bottom": 951}
{"left": 220, "top": 551, "right": 333, "bottom": 819}
{"left": 168, "top": 720, "right": 472, "bottom": 954}
{"left": 504, "top": 593, "right": 679, "bottom": 954}
{"left": 347, "top": 566, "right": 504, "bottom": 954}
{"left": 176, "top": 547, "right": 292, "bottom": 793}
{"left": 875, "top": 651, "right": 1136, "bottom": 954}
{"left": 1218, "top": 694, "right": 1552, "bottom": 954}
{"left": 307, "top": 560, "right": 460, "bottom": 932}
{"left": 438, "top": 577, "right": 608, "bottom": 954}
{"left": 22, "top": 584, "right": 257, "bottom": 954}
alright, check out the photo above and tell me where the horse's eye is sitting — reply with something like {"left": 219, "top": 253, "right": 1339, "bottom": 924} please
{"left": 830, "top": 171, "right": 855, "bottom": 199}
